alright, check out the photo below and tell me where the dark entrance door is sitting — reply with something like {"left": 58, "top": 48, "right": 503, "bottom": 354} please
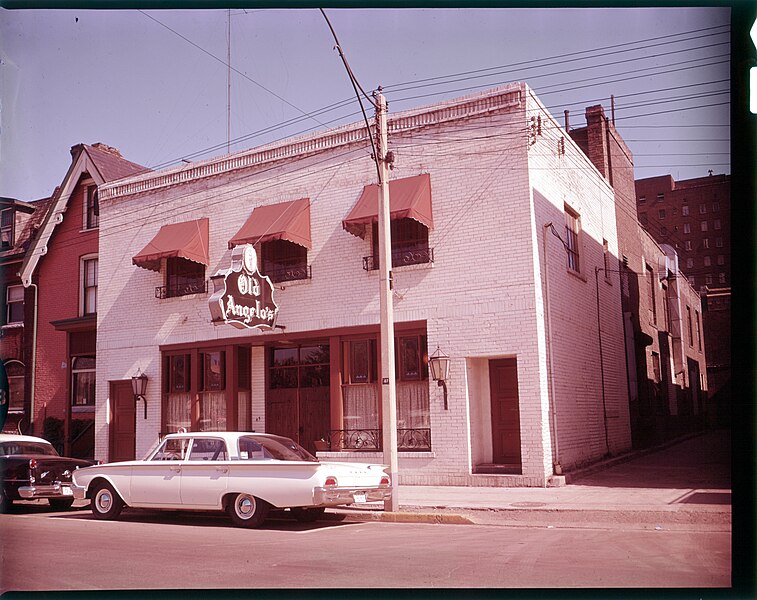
{"left": 489, "top": 358, "right": 522, "bottom": 469}
{"left": 266, "top": 344, "right": 330, "bottom": 455}
{"left": 109, "top": 380, "right": 136, "bottom": 462}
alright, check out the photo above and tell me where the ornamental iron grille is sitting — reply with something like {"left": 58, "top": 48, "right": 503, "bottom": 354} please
{"left": 363, "top": 247, "right": 434, "bottom": 271}
{"left": 327, "top": 428, "right": 431, "bottom": 452}
{"left": 156, "top": 279, "right": 208, "bottom": 299}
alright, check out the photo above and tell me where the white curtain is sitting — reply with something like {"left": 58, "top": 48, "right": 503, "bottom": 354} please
{"left": 342, "top": 384, "right": 379, "bottom": 429}
{"left": 199, "top": 391, "right": 227, "bottom": 431}
{"left": 237, "top": 390, "right": 250, "bottom": 432}
{"left": 397, "top": 381, "right": 430, "bottom": 429}
{"left": 165, "top": 392, "right": 191, "bottom": 433}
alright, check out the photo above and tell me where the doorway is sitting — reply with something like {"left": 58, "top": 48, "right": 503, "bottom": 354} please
{"left": 266, "top": 344, "right": 330, "bottom": 455}
{"left": 109, "top": 380, "right": 136, "bottom": 462}
{"left": 489, "top": 358, "right": 522, "bottom": 471}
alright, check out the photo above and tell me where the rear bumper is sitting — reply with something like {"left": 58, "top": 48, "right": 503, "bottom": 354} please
{"left": 313, "top": 486, "right": 392, "bottom": 506}
{"left": 18, "top": 483, "right": 75, "bottom": 500}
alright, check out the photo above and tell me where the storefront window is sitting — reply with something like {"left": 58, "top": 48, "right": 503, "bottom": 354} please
{"left": 199, "top": 351, "right": 226, "bottom": 431}
{"left": 164, "top": 354, "right": 191, "bottom": 433}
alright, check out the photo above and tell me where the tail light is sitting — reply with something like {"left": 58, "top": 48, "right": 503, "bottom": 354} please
{"left": 379, "top": 475, "right": 391, "bottom": 488}
{"left": 28, "top": 459, "right": 38, "bottom": 484}
{"left": 324, "top": 476, "right": 338, "bottom": 488}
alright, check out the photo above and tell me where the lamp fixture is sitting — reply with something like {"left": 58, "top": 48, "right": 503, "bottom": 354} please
{"left": 131, "top": 369, "right": 148, "bottom": 420}
{"left": 428, "top": 346, "right": 450, "bottom": 410}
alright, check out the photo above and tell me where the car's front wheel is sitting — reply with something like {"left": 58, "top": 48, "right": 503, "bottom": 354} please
{"left": 48, "top": 498, "right": 75, "bottom": 511}
{"left": 291, "top": 506, "right": 326, "bottom": 523}
{"left": 227, "top": 493, "right": 269, "bottom": 528}
{"left": 90, "top": 482, "right": 124, "bottom": 520}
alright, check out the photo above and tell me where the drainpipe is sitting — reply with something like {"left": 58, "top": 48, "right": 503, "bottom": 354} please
{"left": 542, "top": 223, "right": 561, "bottom": 475}
{"left": 27, "top": 282, "right": 39, "bottom": 436}
{"left": 594, "top": 267, "right": 610, "bottom": 455}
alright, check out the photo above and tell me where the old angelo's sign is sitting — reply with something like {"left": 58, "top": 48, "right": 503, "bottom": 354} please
{"left": 209, "top": 244, "right": 279, "bottom": 330}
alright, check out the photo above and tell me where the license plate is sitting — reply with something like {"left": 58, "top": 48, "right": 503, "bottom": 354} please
{"left": 353, "top": 494, "right": 366, "bottom": 503}
{"left": 62, "top": 487, "right": 73, "bottom": 496}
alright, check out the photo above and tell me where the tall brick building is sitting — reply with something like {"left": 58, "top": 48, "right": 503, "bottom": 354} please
{"left": 91, "top": 83, "right": 634, "bottom": 486}
{"left": 570, "top": 106, "right": 709, "bottom": 447}
{"left": 634, "top": 174, "right": 730, "bottom": 422}
{"left": 18, "top": 143, "right": 146, "bottom": 457}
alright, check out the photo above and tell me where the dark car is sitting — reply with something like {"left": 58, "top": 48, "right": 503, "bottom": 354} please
{"left": 0, "top": 433, "right": 94, "bottom": 512}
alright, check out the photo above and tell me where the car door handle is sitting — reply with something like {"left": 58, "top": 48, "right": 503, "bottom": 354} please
{"left": 169, "top": 466, "right": 182, "bottom": 473}
{"left": 215, "top": 467, "right": 228, "bottom": 473}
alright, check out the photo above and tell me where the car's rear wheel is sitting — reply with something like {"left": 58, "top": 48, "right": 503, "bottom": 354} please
{"left": 291, "top": 506, "right": 326, "bottom": 523}
{"left": 91, "top": 482, "right": 124, "bottom": 520}
{"left": 48, "top": 498, "right": 75, "bottom": 511}
{"left": 227, "top": 493, "right": 269, "bottom": 528}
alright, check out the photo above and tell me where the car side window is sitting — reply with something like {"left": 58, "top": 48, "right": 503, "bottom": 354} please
{"left": 151, "top": 438, "right": 188, "bottom": 461}
{"left": 238, "top": 437, "right": 274, "bottom": 461}
{"left": 188, "top": 438, "right": 228, "bottom": 461}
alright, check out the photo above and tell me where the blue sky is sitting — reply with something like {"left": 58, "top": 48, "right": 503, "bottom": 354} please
{"left": 0, "top": 6, "right": 731, "bottom": 201}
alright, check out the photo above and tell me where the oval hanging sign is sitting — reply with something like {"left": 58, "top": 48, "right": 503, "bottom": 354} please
{"left": 209, "top": 245, "right": 279, "bottom": 330}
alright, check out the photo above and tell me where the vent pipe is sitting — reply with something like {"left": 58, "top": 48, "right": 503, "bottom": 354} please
{"left": 564, "top": 110, "right": 570, "bottom": 132}
{"left": 611, "top": 95, "right": 616, "bottom": 126}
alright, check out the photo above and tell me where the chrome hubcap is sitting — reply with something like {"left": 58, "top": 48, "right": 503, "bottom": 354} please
{"left": 237, "top": 496, "right": 254, "bottom": 518}
{"left": 97, "top": 490, "right": 112, "bottom": 511}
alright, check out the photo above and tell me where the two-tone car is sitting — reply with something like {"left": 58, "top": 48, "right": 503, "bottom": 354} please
{"left": 72, "top": 431, "right": 392, "bottom": 528}
{"left": 0, "top": 433, "right": 94, "bottom": 512}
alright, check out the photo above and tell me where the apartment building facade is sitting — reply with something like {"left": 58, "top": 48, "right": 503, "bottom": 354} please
{"left": 635, "top": 174, "right": 728, "bottom": 422}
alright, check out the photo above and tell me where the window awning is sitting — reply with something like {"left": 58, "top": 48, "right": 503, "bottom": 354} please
{"left": 228, "top": 197, "right": 311, "bottom": 250}
{"left": 132, "top": 218, "right": 209, "bottom": 272}
{"left": 342, "top": 173, "right": 433, "bottom": 239}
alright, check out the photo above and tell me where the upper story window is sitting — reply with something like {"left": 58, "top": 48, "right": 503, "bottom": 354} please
{"left": 656, "top": 193, "right": 664, "bottom": 203}
{"left": 261, "top": 239, "right": 309, "bottom": 283}
{"left": 717, "top": 254, "right": 725, "bottom": 265}
{"left": 712, "top": 201, "right": 720, "bottom": 212}
{"left": 716, "top": 237, "right": 723, "bottom": 248}
{"left": 685, "top": 240, "right": 693, "bottom": 251}
{"left": 1, "top": 208, "right": 14, "bottom": 249}
{"left": 638, "top": 196, "right": 646, "bottom": 205}
{"left": 564, "top": 206, "right": 581, "bottom": 274}
{"left": 700, "top": 221, "right": 708, "bottom": 232}
{"left": 682, "top": 205, "right": 689, "bottom": 216}
{"left": 686, "top": 258, "right": 694, "bottom": 269}
{"left": 5, "top": 285, "right": 24, "bottom": 325}
{"left": 686, "top": 305, "right": 693, "bottom": 346}
{"left": 714, "top": 219, "right": 721, "bottom": 230}
{"left": 85, "top": 185, "right": 99, "bottom": 229}
{"left": 702, "top": 238, "right": 710, "bottom": 249}
{"left": 699, "top": 204, "right": 707, "bottom": 214}
{"left": 695, "top": 311, "right": 702, "bottom": 351}
{"left": 166, "top": 258, "right": 205, "bottom": 299}
{"left": 683, "top": 223, "right": 691, "bottom": 234}
{"left": 658, "top": 209, "right": 666, "bottom": 219}
{"left": 719, "top": 272, "right": 726, "bottom": 284}
{"left": 81, "top": 256, "right": 98, "bottom": 316}
{"left": 646, "top": 264, "right": 657, "bottom": 325}
{"left": 370, "top": 218, "right": 431, "bottom": 270}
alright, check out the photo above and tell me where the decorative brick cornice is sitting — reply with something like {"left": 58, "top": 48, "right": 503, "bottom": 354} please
{"left": 100, "top": 83, "right": 523, "bottom": 201}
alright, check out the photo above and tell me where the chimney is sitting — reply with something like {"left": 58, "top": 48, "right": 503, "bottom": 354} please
{"left": 564, "top": 110, "right": 570, "bottom": 131}
{"left": 91, "top": 142, "right": 123, "bottom": 158}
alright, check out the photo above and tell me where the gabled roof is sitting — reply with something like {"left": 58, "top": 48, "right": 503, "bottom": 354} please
{"left": 19, "top": 143, "right": 148, "bottom": 286}
{"left": 0, "top": 196, "right": 52, "bottom": 264}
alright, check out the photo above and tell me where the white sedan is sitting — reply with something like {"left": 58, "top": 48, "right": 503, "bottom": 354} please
{"left": 71, "top": 432, "right": 392, "bottom": 528}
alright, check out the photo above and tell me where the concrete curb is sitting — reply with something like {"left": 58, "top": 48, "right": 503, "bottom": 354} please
{"left": 331, "top": 508, "right": 475, "bottom": 525}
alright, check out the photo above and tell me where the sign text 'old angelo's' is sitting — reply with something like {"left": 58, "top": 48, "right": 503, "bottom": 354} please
{"left": 209, "top": 245, "right": 279, "bottom": 330}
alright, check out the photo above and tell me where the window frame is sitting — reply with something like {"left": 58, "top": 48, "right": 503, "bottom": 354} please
{"left": 564, "top": 205, "right": 581, "bottom": 274}
{"left": 260, "top": 239, "right": 309, "bottom": 283}
{"left": 80, "top": 255, "right": 98, "bottom": 316}
{"left": 1, "top": 208, "right": 14, "bottom": 249}
{"left": 5, "top": 284, "right": 24, "bottom": 325}
{"left": 71, "top": 356, "right": 96, "bottom": 411}
{"left": 165, "top": 257, "right": 206, "bottom": 299}
{"left": 85, "top": 184, "right": 99, "bottom": 230}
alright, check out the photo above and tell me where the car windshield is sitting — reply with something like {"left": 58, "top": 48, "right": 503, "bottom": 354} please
{"left": 238, "top": 436, "right": 318, "bottom": 462}
{"left": 0, "top": 441, "right": 58, "bottom": 457}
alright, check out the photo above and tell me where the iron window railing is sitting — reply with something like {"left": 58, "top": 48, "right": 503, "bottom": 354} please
{"left": 264, "top": 264, "right": 311, "bottom": 284}
{"left": 363, "top": 247, "right": 434, "bottom": 271}
{"left": 155, "top": 279, "right": 208, "bottom": 299}
{"left": 325, "top": 428, "right": 431, "bottom": 452}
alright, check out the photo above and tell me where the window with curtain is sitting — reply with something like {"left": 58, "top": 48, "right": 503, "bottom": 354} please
{"left": 164, "top": 354, "right": 191, "bottom": 433}
{"left": 82, "top": 257, "right": 98, "bottom": 315}
{"left": 199, "top": 351, "right": 226, "bottom": 431}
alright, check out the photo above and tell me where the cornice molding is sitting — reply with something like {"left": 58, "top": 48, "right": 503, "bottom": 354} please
{"left": 100, "top": 84, "right": 524, "bottom": 202}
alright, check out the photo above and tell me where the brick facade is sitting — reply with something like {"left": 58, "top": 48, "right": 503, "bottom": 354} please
{"left": 95, "top": 83, "right": 632, "bottom": 486}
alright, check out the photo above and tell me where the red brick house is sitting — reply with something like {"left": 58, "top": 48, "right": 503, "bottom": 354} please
{"left": 1, "top": 196, "right": 51, "bottom": 433}
{"left": 18, "top": 143, "right": 146, "bottom": 457}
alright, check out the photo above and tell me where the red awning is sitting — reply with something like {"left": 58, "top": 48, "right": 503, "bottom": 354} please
{"left": 132, "top": 218, "right": 209, "bottom": 272}
{"left": 342, "top": 173, "right": 433, "bottom": 239}
{"left": 228, "top": 198, "right": 311, "bottom": 249}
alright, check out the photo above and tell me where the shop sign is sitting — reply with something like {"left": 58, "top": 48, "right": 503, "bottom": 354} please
{"left": 209, "top": 244, "right": 279, "bottom": 330}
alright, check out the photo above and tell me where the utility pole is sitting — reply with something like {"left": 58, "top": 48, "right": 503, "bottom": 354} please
{"left": 375, "top": 89, "right": 399, "bottom": 512}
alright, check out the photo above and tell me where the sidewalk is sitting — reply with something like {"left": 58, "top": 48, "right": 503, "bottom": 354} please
{"left": 334, "top": 429, "right": 732, "bottom": 528}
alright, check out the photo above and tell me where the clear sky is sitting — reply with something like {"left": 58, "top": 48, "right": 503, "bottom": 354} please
{"left": 0, "top": 6, "right": 731, "bottom": 201}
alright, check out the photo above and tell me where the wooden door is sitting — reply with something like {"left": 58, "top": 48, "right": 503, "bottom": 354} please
{"left": 489, "top": 358, "right": 522, "bottom": 467}
{"left": 266, "top": 388, "right": 298, "bottom": 442}
{"left": 109, "top": 380, "right": 136, "bottom": 462}
{"left": 299, "top": 387, "right": 331, "bottom": 455}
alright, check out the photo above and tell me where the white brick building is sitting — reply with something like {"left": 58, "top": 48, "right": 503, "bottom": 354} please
{"left": 95, "top": 83, "right": 631, "bottom": 486}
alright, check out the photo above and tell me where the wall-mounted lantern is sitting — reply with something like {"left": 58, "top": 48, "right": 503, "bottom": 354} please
{"left": 131, "top": 370, "right": 148, "bottom": 420}
{"left": 428, "top": 347, "right": 450, "bottom": 410}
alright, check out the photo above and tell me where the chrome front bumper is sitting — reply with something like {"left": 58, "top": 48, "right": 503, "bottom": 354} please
{"left": 313, "top": 486, "right": 392, "bottom": 506}
{"left": 18, "top": 483, "right": 75, "bottom": 500}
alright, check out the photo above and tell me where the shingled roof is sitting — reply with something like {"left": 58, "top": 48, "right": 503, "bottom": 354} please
{"left": 19, "top": 143, "right": 149, "bottom": 286}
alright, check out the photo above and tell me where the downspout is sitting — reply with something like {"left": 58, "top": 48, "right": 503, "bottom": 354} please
{"left": 594, "top": 267, "right": 610, "bottom": 455}
{"left": 542, "top": 223, "right": 561, "bottom": 474}
{"left": 27, "top": 282, "right": 39, "bottom": 436}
